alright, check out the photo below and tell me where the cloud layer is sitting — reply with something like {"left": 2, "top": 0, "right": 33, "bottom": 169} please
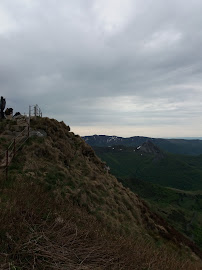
{"left": 1, "top": 0, "right": 202, "bottom": 137}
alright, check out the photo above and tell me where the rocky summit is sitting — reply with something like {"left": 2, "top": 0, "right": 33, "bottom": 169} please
{"left": 136, "top": 140, "right": 165, "bottom": 159}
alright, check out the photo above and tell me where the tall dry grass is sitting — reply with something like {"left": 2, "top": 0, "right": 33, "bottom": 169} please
{"left": 0, "top": 177, "right": 200, "bottom": 270}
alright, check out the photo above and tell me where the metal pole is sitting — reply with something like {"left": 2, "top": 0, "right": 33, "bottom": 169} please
{"left": 29, "top": 105, "right": 31, "bottom": 118}
{"left": 34, "top": 105, "right": 37, "bottom": 117}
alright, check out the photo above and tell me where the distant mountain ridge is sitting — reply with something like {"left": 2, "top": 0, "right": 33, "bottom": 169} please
{"left": 83, "top": 135, "right": 202, "bottom": 155}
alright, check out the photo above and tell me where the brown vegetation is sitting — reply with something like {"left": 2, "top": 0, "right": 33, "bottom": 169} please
{"left": 0, "top": 178, "right": 200, "bottom": 270}
{"left": 0, "top": 117, "right": 201, "bottom": 269}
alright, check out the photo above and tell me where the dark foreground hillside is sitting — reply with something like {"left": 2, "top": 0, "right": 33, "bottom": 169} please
{"left": 0, "top": 117, "right": 201, "bottom": 269}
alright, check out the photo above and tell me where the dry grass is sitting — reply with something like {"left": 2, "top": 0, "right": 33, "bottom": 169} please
{"left": 0, "top": 178, "right": 200, "bottom": 270}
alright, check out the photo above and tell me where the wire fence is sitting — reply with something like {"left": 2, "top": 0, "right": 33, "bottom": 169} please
{"left": 0, "top": 104, "right": 42, "bottom": 180}
{"left": 0, "top": 122, "right": 30, "bottom": 180}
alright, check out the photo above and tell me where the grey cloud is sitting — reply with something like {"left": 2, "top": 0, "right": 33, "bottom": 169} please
{"left": 0, "top": 0, "right": 202, "bottom": 136}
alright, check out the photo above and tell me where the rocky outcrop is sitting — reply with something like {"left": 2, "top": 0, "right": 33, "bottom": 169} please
{"left": 136, "top": 140, "right": 164, "bottom": 160}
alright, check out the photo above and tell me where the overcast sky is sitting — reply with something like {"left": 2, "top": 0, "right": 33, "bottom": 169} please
{"left": 1, "top": 0, "right": 202, "bottom": 137}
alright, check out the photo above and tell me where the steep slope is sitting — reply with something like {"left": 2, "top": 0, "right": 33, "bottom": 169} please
{"left": 0, "top": 117, "right": 201, "bottom": 269}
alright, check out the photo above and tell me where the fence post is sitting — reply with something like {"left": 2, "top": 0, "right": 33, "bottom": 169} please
{"left": 34, "top": 105, "right": 37, "bottom": 118}
{"left": 13, "top": 138, "right": 16, "bottom": 157}
{"left": 37, "top": 104, "right": 39, "bottom": 116}
{"left": 29, "top": 105, "right": 31, "bottom": 118}
{"left": 28, "top": 124, "right": 30, "bottom": 138}
{"left": 6, "top": 149, "right": 8, "bottom": 181}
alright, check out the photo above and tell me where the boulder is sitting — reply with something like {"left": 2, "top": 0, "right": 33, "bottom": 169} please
{"left": 30, "top": 129, "right": 47, "bottom": 137}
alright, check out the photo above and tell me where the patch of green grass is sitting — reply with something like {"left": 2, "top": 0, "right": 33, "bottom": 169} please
{"left": 0, "top": 137, "right": 6, "bottom": 142}
{"left": 26, "top": 136, "right": 45, "bottom": 145}
{"left": 66, "top": 177, "right": 76, "bottom": 190}
{"left": 45, "top": 169, "right": 66, "bottom": 185}
{"left": 9, "top": 160, "right": 23, "bottom": 171}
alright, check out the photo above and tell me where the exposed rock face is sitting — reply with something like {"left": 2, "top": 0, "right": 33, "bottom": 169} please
{"left": 136, "top": 140, "right": 164, "bottom": 159}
